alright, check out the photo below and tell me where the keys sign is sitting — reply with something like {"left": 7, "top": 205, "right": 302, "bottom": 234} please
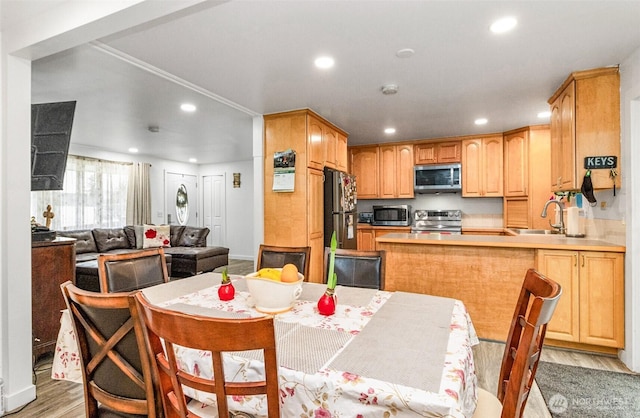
{"left": 584, "top": 156, "right": 617, "bottom": 169}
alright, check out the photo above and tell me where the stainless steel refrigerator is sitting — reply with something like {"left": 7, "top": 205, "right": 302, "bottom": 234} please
{"left": 324, "top": 167, "right": 357, "bottom": 249}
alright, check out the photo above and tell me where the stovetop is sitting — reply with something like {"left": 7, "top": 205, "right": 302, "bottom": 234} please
{"left": 412, "top": 209, "right": 462, "bottom": 232}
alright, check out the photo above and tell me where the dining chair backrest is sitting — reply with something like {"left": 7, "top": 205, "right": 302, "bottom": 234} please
{"left": 60, "top": 281, "right": 161, "bottom": 418}
{"left": 257, "top": 244, "right": 311, "bottom": 281}
{"left": 129, "top": 291, "right": 281, "bottom": 418}
{"left": 324, "top": 248, "right": 385, "bottom": 290}
{"left": 473, "top": 268, "right": 562, "bottom": 418}
{"left": 97, "top": 247, "right": 169, "bottom": 293}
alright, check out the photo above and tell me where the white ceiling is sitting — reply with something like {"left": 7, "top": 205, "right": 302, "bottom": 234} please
{"left": 26, "top": 1, "right": 640, "bottom": 165}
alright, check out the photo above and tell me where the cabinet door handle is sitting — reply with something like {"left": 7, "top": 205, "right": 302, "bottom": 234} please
{"left": 581, "top": 255, "right": 585, "bottom": 267}
{"left": 574, "top": 254, "right": 578, "bottom": 266}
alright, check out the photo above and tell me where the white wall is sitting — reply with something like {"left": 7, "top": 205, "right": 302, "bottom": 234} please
{"left": 0, "top": 1, "right": 209, "bottom": 411}
{"left": 619, "top": 46, "right": 640, "bottom": 372}
{"left": 199, "top": 159, "right": 255, "bottom": 260}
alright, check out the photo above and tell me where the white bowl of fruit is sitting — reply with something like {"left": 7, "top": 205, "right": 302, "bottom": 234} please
{"left": 245, "top": 264, "right": 304, "bottom": 314}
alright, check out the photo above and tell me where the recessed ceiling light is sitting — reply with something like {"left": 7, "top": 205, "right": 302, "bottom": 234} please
{"left": 128, "top": 147, "right": 139, "bottom": 153}
{"left": 314, "top": 56, "right": 335, "bottom": 69}
{"left": 475, "top": 118, "right": 488, "bottom": 125}
{"left": 189, "top": 158, "right": 197, "bottom": 163}
{"left": 537, "top": 111, "right": 551, "bottom": 118}
{"left": 381, "top": 84, "right": 399, "bottom": 95}
{"left": 384, "top": 128, "right": 396, "bottom": 134}
{"left": 490, "top": 16, "right": 517, "bottom": 34}
{"left": 180, "top": 103, "right": 197, "bottom": 112}
{"left": 396, "top": 48, "right": 415, "bottom": 58}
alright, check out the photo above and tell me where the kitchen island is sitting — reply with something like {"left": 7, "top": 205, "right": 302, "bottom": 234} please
{"left": 376, "top": 232, "right": 625, "bottom": 353}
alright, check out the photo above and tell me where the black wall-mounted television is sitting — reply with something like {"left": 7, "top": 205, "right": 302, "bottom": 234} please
{"left": 31, "top": 101, "right": 76, "bottom": 191}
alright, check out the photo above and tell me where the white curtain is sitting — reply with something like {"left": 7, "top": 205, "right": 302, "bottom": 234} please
{"left": 30, "top": 155, "right": 130, "bottom": 230}
{"left": 126, "top": 162, "right": 152, "bottom": 225}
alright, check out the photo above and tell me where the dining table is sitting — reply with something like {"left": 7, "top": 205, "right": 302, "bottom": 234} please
{"left": 52, "top": 272, "right": 479, "bottom": 417}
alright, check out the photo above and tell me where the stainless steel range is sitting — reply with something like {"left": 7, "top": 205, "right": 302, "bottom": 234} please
{"left": 411, "top": 209, "right": 462, "bottom": 234}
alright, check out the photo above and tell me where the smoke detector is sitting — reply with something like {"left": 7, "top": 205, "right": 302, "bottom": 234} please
{"left": 381, "top": 84, "right": 399, "bottom": 95}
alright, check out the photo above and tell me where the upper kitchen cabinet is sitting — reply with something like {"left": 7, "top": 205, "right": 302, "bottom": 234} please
{"left": 380, "top": 144, "right": 414, "bottom": 199}
{"left": 335, "top": 132, "right": 348, "bottom": 172}
{"left": 461, "top": 134, "right": 503, "bottom": 197}
{"left": 349, "top": 146, "right": 379, "bottom": 199}
{"left": 350, "top": 143, "right": 413, "bottom": 199}
{"left": 503, "top": 126, "right": 551, "bottom": 229}
{"left": 307, "top": 113, "right": 349, "bottom": 171}
{"left": 414, "top": 140, "right": 461, "bottom": 165}
{"left": 548, "top": 67, "right": 620, "bottom": 192}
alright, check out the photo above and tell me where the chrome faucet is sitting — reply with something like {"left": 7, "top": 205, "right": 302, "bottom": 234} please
{"left": 541, "top": 200, "right": 565, "bottom": 234}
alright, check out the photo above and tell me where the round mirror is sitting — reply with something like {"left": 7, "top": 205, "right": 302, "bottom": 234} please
{"left": 176, "top": 184, "right": 189, "bottom": 225}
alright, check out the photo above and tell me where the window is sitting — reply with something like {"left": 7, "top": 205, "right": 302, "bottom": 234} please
{"left": 31, "top": 155, "right": 130, "bottom": 230}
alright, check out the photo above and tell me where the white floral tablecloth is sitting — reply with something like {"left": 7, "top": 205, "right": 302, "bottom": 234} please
{"left": 52, "top": 274, "right": 479, "bottom": 417}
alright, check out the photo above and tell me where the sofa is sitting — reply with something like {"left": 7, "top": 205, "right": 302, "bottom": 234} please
{"left": 58, "top": 225, "right": 229, "bottom": 292}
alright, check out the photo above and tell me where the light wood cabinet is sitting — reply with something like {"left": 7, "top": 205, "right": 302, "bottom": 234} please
{"left": 379, "top": 144, "right": 414, "bottom": 199}
{"left": 307, "top": 114, "right": 325, "bottom": 170}
{"left": 504, "top": 130, "right": 528, "bottom": 196}
{"left": 357, "top": 225, "right": 411, "bottom": 250}
{"left": 350, "top": 144, "right": 413, "bottom": 199}
{"left": 307, "top": 168, "right": 325, "bottom": 282}
{"left": 548, "top": 67, "right": 620, "bottom": 192}
{"left": 335, "top": 132, "right": 348, "bottom": 172}
{"left": 349, "top": 146, "right": 379, "bottom": 199}
{"left": 379, "top": 145, "right": 397, "bottom": 199}
{"left": 396, "top": 144, "right": 414, "bottom": 198}
{"left": 307, "top": 113, "right": 349, "bottom": 171}
{"left": 503, "top": 126, "right": 552, "bottom": 229}
{"left": 357, "top": 225, "right": 375, "bottom": 251}
{"left": 414, "top": 140, "right": 461, "bottom": 165}
{"left": 536, "top": 249, "right": 624, "bottom": 349}
{"left": 462, "top": 135, "right": 503, "bottom": 197}
{"left": 264, "top": 109, "right": 348, "bottom": 283}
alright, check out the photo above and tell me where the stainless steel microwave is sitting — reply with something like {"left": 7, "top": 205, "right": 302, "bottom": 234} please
{"left": 372, "top": 205, "right": 412, "bottom": 226}
{"left": 414, "top": 163, "right": 462, "bottom": 194}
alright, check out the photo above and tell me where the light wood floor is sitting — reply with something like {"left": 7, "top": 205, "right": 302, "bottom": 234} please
{"left": 9, "top": 260, "right": 632, "bottom": 417}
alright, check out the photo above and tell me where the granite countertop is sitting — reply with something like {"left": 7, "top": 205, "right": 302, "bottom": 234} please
{"left": 376, "top": 232, "right": 625, "bottom": 253}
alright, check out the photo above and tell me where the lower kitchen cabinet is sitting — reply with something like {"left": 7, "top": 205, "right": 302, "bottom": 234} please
{"left": 536, "top": 249, "right": 624, "bottom": 350}
{"left": 357, "top": 227, "right": 375, "bottom": 251}
{"left": 358, "top": 225, "right": 411, "bottom": 250}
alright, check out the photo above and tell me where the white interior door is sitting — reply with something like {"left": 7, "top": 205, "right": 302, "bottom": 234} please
{"left": 165, "top": 172, "right": 198, "bottom": 226}
{"left": 203, "top": 174, "right": 226, "bottom": 246}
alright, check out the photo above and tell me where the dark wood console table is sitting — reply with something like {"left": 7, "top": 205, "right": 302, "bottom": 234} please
{"left": 32, "top": 237, "right": 76, "bottom": 360}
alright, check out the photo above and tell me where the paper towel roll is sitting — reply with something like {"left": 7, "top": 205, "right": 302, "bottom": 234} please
{"left": 566, "top": 206, "right": 580, "bottom": 236}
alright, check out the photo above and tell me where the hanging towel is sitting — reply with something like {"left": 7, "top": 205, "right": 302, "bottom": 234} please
{"left": 581, "top": 170, "right": 597, "bottom": 206}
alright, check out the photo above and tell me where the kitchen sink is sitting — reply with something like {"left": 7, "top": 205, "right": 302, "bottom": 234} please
{"left": 507, "top": 228, "right": 563, "bottom": 235}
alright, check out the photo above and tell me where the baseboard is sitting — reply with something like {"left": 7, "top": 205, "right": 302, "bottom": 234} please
{"left": 4, "top": 383, "right": 36, "bottom": 413}
{"left": 229, "top": 254, "right": 254, "bottom": 261}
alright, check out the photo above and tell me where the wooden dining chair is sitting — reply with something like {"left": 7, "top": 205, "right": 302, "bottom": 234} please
{"left": 323, "top": 248, "right": 385, "bottom": 290}
{"left": 60, "top": 281, "right": 162, "bottom": 418}
{"left": 129, "top": 291, "right": 281, "bottom": 418}
{"left": 473, "top": 268, "right": 562, "bottom": 418}
{"left": 257, "top": 244, "right": 311, "bottom": 281}
{"left": 97, "top": 247, "right": 170, "bottom": 293}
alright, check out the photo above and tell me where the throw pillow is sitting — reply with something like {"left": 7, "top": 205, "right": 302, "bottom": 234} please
{"left": 178, "top": 226, "right": 210, "bottom": 247}
{"left": 134, "top": 225, "right": 145, "bottom": 249}
{"left": 142, "top": 224, "right": 171, "bottom": 248}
